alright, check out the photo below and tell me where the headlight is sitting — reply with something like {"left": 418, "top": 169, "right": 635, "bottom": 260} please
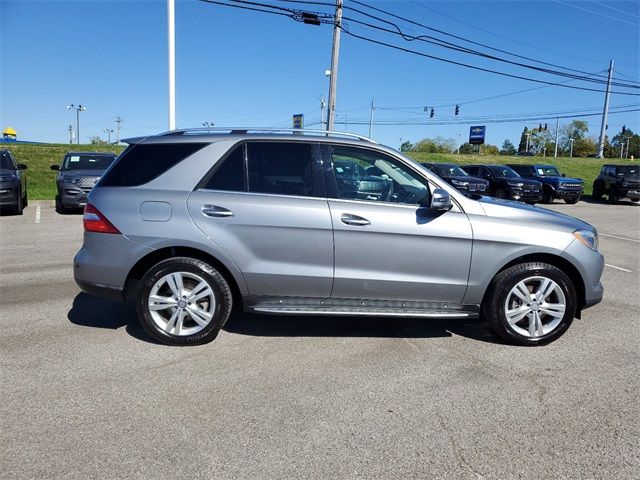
{"left": 507, "top": 181, "right": 524, "bottom": 188}
{"left": 0, "top": 174, "right": 17, "bottom": 182}
{"left": 573, "top": 229, "right": 598, "bottom": 251}
{"left": 451, "top": 179, "right": 468, "bottom": 186}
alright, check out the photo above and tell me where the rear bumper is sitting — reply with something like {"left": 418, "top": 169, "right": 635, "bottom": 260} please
{"left": 75, "top": 279, "right": 124, "bottom": 302}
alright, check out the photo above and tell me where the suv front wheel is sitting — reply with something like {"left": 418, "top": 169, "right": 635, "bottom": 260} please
{"left": 136, "top": 257, "right": 233, "bottom": 346}
{"left": 483, "top": 262, "right": 577, "bottom": 346}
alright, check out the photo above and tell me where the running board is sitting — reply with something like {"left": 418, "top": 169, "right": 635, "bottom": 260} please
{"left": 244, "top": 296, "right": 480, "bottom": 318}
{"left": 252, "top": 307, "right": 474, "bottom": 318}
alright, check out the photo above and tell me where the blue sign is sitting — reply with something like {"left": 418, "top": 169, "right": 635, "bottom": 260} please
{"left": 469, "top": 125, "right": 486, "bottom": 145}
{"left": 292, "top": 114, "right": 304, "bottom": 130}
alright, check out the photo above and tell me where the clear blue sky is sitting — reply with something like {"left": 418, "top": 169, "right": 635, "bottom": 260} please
{"left": 1, "top": 0, "right": 639, "bottom": 149}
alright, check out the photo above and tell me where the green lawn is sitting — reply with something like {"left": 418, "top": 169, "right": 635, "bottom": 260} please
{"left": 3, "top": 143, "right": 125, "bottom": 199}
{"left": 2, "top": 142, "right": 638, "bottom": 199}
{"left": 406, "top": 152, "right": 639, "bottom": 195}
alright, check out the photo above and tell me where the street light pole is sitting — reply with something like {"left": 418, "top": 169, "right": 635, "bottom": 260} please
{"left": 554, "top": 117, "right": 559, "bottom": 158}
{"left": 569, "top": 138, "right": 575, "bottom": 158}
{"left": 368, "top": 98, "right": 375, "bottom": 138}
{"left": 67, "top": 104, "right": 86, "bottom": 145}
{"left": 457, "top": 133, "right": 461, "bottom": 154}
{"left": 103, "top": 129, "right": 113, "bottom": 144}
{"left": 168, "top": 0, "right": 176, "bottom": 130}
{"left": 525, "top": 133, "right": 532, "bottom": 153}
{"left": 597, "top": 59, "right": 614, "bottom": 158}
{"left": 326, "top": 0, "right": 343, "bottom": 131}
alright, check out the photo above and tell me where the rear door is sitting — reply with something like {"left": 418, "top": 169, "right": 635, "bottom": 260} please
{"left": 323, "top": 144, "right": 473, "bottom": 303}
{"left": 187, "top": 141, "right": 334, "bottom": 298}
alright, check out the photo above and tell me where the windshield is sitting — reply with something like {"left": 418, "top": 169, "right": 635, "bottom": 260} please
{"left": 0, "top": 152, "right": 15, "bottom": 170}
{"left": 488, "top": 166, "right": 520, "bottom": 179}
{"left": 62, "top": 154, "right": 115, "bottom": 171}
{"left": 616, "top": 166, "right": 639, "bottom": 176}
{"left": 435, "top": 164, "right": 468, "bottom": 177}
{"left": 536, "top": 166, "right": 560, "bottom": 176}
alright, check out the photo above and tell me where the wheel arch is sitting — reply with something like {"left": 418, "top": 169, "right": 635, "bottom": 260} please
{"left": 481, "top": 253, "right": 586, "bottom": 317}
{"left": 123, "top": 246, "right": 245, "bottom": 310}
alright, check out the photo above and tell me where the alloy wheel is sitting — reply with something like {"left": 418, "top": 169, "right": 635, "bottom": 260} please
{"left": 504, "top": 276, "right": 566, "bottom": 338}
{"left": 147, "top": 271, "right": 216, "bottom": 336}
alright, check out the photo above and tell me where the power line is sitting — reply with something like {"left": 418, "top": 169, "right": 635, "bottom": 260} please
{"left": 553, "top": 0, "right": 639, "bottom": 27}
{"left": 587, "top": 0, "right": 640, "bottom": 19}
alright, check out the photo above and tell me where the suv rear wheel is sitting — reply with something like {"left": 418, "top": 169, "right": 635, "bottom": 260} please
{"left": 483, "top": 262, "right": 576, "bottom": 346}
{"left": 136, "top": 257, "right": 233, "bottom": 346}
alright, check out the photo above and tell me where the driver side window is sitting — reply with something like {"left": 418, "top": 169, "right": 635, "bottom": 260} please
{"left": 327, "top": 146, "right": 430, "bottom": 206}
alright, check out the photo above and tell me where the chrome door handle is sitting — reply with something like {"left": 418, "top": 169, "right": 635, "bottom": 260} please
{"left": 341, "top": 213, "right": 370, "bottom": 226}
{"left": 202, "top": 205, "right": 234, "bottom": 218}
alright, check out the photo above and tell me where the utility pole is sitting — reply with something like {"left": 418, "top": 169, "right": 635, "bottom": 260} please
{"left": 525, "top": 132, "right": 532, "bottom": 153}
{"left": 168, "top": 0, "right": 176, "bottom": 130}
{"left": 569, "top": 138, "right": 575, "bottom": 158}
{"left": 625, "top": 137, "right": 630, "bottom": 159}
{"left": 320, "top": 95, "right": 326, "bottom": 131}
{"left": 115, "top": 116, "right": 123, "bottom": 144}
{"left": 326, "top": 0, "right": 343, "bottom": 131}
{"left": 457, "top": 133, "right": 461, "bottom": 154}
{"left": 68, "top": 125, "right": 74, "bottom": 144}
{"left": 103, "top": 128, "right": 113, "bottom": 144}
{"left": 597, "top": 59, "right": 614, "bottom": 158}
{"left": 368, "top": 98, "right": 375, "bottom": 138}
{"left": 554, "top": 117, "right": 559, "bottom": 158}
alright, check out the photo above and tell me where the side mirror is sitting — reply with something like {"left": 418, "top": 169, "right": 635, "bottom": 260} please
{"left": 17, "top": 163, "right": 27, "bottom": 170}
{"left": 562, "top": 173, "right": 566, "bottom": 177}
{"left": 50, "top": 164, "right": 59, "bottom": 171}
{"left": 430, "top": 188, "right": 452, "bottom": 211}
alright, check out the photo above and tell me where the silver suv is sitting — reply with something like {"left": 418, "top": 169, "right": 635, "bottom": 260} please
{"left": 74, "top": 128, "right": 604, "bottom": 346}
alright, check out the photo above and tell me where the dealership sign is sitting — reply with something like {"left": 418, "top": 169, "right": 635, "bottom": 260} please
{"left": 469, "top": 125, "right": 486, "bottom": 145}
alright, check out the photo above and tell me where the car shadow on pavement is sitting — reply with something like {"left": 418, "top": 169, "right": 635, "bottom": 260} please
{"left": 67, "top": 293, "right": 504, "bottom": 345}
{"left": 224, "top": 312, "right": 505, "bottom": 345}
{"left": 580, "top": 195, "right": 639, "bottom": 206}
{"left": 67, "top": 293, "right": 160, "bottom": 344}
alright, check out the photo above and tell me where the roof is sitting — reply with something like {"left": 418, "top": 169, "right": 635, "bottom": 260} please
{"left": 2, "top": 127, "right": 17, "bottom": 135}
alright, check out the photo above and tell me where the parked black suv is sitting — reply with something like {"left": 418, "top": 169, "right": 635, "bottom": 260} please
{"left": 463, "top": 164, "right": 543, "bottom": 204}
{"left": 51, "top": 151, "right": 117, "bottom": 213}
{"left": 422, "top": 163, "right": 489, "bottom": 196}
{"left": 0, "top": 149, "right": 28, "bottom": 215}
{"left": 592, "top": 164, "right": 640, "bottom": 203}
{"left": 507, "top": 164, "right": 584, "bottom": 204}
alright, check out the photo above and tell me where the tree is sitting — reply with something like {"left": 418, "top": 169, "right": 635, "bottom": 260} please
{"left": 500, "top": 139, "right": 517, "bottom": 155}
{"left": 413, "top": 137, "right": 457, "bottom": 153}
{"left": 559, "top": 120, "right": 589, "bottom": 155}
{"left": 89, "top": 135, "right": 107, "bottom": 145}
{"left": 481, "top": 144, "right": 500, "bottom": 155}
{"left": 518, "top": 127, "right": 529, "bottom": 153}
{"left": 611, "top": 126, "right": 640, "bottom": 158}
{"left": 400, "top": 141, "right": 413, "bottom": 152}
{"left": 458, "top": 143, "right": 475, "bottom": 154}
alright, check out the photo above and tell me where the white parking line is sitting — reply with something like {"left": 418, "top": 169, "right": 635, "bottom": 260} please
{"left": 35, "top": 204, "right": 41, "bottom": 224}
{"left": 605, "top": 263, "right": 633, "bottom": 273}
{"left": 600, "top": 233, "right": 640, "bottom": 243}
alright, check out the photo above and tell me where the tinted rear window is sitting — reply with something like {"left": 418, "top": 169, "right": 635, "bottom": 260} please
{"left": 99, "top": 143, "right": 207, "bottom": 187}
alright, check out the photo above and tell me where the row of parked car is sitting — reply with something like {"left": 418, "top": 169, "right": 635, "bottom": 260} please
{"left": 423, "top": 161, "right": 639, "bottom": 205}
{"left": 0, "top": 147, "right": 638, "bottom": 216}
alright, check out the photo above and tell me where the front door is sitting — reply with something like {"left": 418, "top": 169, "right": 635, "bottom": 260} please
{"left": 324, "top": 145, "right": 473, "bottom": 303}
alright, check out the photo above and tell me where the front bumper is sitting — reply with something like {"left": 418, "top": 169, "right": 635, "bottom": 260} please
{"left": 563, "top": 239, "right": 605, "bottom": 311}
{"left": 58, "top": 184, "right": 90, "bottom": 208}
{"left": 509, "top": 188, "right": 543, "bottom": 202}
{"left": 0, "top": 182, "right": 19, "bottom": 207}
{"left": 618, "top": 187, "right": 640, "bottom": 200}
{"left": 554, "top": 188, "right": 583, "bottom": 199}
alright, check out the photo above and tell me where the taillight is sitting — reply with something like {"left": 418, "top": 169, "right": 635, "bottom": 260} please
{"left": 83, "top": 203, "right": 120, "bottom": 234}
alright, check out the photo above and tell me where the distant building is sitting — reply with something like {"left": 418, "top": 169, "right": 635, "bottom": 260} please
{"left": 2, "top": 127, "right": 17, "bottom": 142}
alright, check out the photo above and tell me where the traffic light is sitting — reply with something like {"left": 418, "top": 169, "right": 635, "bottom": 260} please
{"left": 544, "top": 123, "right": 548, "bottom": 131}
{"left": 430, "top": 108, "right": 434, "bottom": 118}
{"left": 455, "top": 105, "right": 459, "bottom": 116}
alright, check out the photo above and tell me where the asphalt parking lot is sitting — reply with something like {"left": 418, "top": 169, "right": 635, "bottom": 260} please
{"left": 1, "top": 200, "right": 638, "bottom": 480}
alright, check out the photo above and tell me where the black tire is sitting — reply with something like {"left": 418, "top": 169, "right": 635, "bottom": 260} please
{"left": 55, "top": 195, "right": 66, "bottom": 214}
{"left": 495, "top": 189, "right": 506, "bottom": 199}
{"left": 541, "top": 188, "right": 554, "bottom": 204}
{"left": 136, "top": 257, "right": 233, "bottom": 346}
{"left": 482, "top": 262, "right": 577, "bottom": 346}
{"left": 631, "top": 198, "right": 639, "bottom": 203}
{"left": 592, "top": 182, "right": 603, "bottom": 201}
{"left": 525, "top": 201, "right": 536, "bottom": 205}
{"left": 15, "top": 189, "right": 24, "bottom": 215}
{"left": 23, "top": 185, "right": 28, "bottom": 207}
{"left": 608, "top": 186, "right": 619, "bottom": 204}
{"left": 564, "top": 195, "right": 580, "bottom": 204}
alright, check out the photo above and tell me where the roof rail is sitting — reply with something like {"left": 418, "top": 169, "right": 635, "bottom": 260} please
{"left": 157, "top": 127, "right": 377, "bottom": 143}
